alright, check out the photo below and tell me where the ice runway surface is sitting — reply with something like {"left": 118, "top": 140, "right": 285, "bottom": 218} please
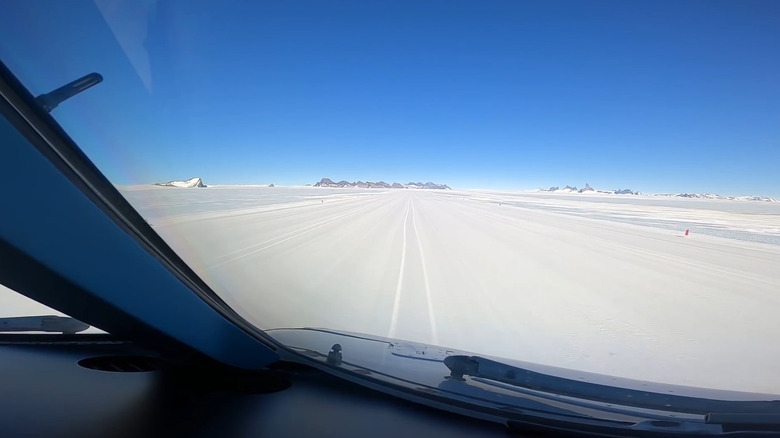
{"left": 122, "top": 186, "right": 780, "bottom": 394}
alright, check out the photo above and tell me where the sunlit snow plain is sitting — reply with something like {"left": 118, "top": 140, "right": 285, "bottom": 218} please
{"left": 120, "top": 186, "right": 780, "bottom": 394}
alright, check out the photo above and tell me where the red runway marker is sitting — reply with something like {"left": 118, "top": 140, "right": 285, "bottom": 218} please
{"left": 685, "top": 229, "right": 690, "bottom": 236}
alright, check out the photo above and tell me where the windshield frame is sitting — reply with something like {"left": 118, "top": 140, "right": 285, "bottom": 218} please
{"left": 0, "top": 58, "right": 278, "bottom": 368}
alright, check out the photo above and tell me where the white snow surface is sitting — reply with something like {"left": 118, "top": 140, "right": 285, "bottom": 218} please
{"left": 120, "top": 186, "right": 780, "bottom": 394}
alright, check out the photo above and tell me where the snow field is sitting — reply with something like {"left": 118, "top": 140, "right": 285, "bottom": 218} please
{"left": 125, "top": 187, "right": 780, "bottom": 394}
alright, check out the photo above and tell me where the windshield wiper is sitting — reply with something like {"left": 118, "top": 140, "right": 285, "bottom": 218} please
{"left": 35, "top": 73, "right": 103, "bottom": 113}
{"left": 0, "top": 315, "right": 90, "bottom": 334}
{"left": 444, "top": 355, "right": 780, "bottom": 417}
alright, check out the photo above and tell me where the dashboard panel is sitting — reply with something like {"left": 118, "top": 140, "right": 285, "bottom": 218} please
{"left": 0, "top": 337, "right": 513, "bottom": 438}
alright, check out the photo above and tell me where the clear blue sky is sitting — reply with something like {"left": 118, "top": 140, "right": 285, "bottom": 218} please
{"left": 1, "top": 1, "right": 778, "bottom": 195}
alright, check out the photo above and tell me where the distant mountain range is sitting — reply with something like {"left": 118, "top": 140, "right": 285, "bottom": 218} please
{"left": 539, "top": 183, "right": 637, "bottom": 195}
{"left": 314, "top": 178, "right": 451, "bottom": 190}
{"left": 154, "top": 177, "right": 206, "bottom": 188}
{"left": 654, "top": 193, "right": 777, "bottom": 202}
{"left": 538, "top": 183, "right": 776, "bottom": 201}
{"left": 149, "top": 177, "right": 773, "bottom": 201}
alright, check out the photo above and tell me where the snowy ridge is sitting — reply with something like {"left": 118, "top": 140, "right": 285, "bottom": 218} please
{"left": 537, "top": 183, "right": 775, "bottom": 201}
{"left": 655, "top": 193, "right": 777, "bottom": 202}
{"left": 539, "top": 183, "right": 639, "bottom": 195}
{"left": 154, "top": 177, "right": 206, "bottom": 188}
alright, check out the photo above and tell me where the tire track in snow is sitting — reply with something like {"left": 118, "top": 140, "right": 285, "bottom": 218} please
{"left": 388, "top": 198, "right": 411, "bottom": 339}
{"left": 207, "top": 202, "right": 362, "bottom": 265}
{"left": 206, "top": 197, "right": 385, "bottom": 269}
{"left": 411, "top": 197, "right": 439, "bottom": 344}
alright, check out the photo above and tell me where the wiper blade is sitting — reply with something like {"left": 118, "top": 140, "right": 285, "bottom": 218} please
{"left": 444, "top": 355, "right": 780, "bottom": 416}
{"left": 0, "top": 315, "right": 90, "bottom": 334}
{"left": 35, "top": 73, "right": 103, "bottom": 112}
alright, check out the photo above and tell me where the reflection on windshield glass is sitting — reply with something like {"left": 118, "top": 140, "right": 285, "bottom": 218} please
{"left": 1, "top": 1, "right": 778, "bottom": 395}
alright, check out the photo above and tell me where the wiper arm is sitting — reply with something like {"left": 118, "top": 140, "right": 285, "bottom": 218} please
{"left": 444, "top": 355, "right": 780, "bottom": 416}
{"left": 35, "top": 73, "right": 103, "bottom": 112}
{"left": 0, "top": 315, "right": 90, "bottom": 334}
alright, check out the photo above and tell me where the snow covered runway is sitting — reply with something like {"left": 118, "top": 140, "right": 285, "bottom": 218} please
{"left": 123, "top": 187, "right": 780, "bottom": 394}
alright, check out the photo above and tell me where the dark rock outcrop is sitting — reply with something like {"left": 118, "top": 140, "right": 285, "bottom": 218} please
{"left": 314, "top": 178, "right": 450, "bottom": 190}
